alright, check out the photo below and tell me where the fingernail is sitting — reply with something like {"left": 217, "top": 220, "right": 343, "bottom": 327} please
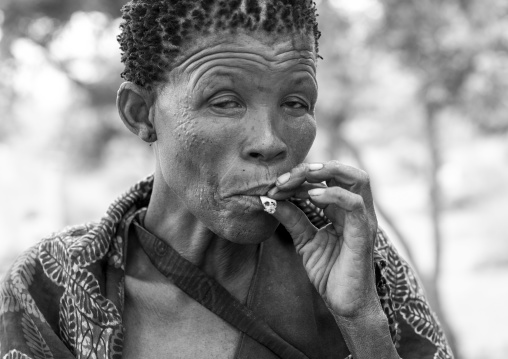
{"left": 308, "top": 188, "right": 326, "bottom": 197}
{"left": 276, "top": 172, "right": 291, "bottom": 185}
{"left": 309, "top": 163, "right": 324, "bottom": 171}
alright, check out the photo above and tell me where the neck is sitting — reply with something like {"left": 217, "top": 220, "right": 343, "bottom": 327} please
{"left": 143, "top": 170, "right": 259, "bottom": 292}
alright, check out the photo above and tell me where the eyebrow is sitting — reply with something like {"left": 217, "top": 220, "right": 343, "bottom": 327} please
{"left": 287, "top": 74, "right": 318, "bottom": 87}
{"left": 191, "top": 67, "right": 240, "bottom": 94}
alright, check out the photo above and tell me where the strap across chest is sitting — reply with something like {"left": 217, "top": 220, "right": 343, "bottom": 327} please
{"left": 131, "top": 218, "right": 311, "bottom": 359}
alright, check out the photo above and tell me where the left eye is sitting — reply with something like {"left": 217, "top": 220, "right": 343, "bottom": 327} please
{"left": 284, "top": 101, "right": 308, "bottom": 110}
{"left": 212, "top": 100, "right": 241, "bottom": 109}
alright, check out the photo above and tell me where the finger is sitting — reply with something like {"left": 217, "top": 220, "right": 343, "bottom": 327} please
{"left": 269, "top": 200, "right": 318, "bottom": 250}
{"left": 267, "top": 182, "right": 326, "bottom": 201}
{"left": 308, "top": 187, "right": 376, "bottom": 245}
{"left": 290, "top": 194, "right": 346, "bottom": 230}
{"left": 306, "top": 162, "right": 374, "bottom": 212}
{"left": 277, "top": 161, "right": 375, "bottom": 222}
{"left": 277, "top": 161, "right": 368, "bottom": 194}
{"left": 291, "top": 197, "right": 340, "bottom": 230}
{"left": 314, "top": 161, "right": 369, "bottom": 189}
{"left": 274, "top": 163, "right": 326, "bottom": 191}
{"left": 308, "top": 186, "right": 365, "bottom": 212}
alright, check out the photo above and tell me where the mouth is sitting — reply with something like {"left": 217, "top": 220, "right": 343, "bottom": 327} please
{"left": 220, "top": 182, "right": 278, "bottom": 213}
{"left": 234, "top": 195, "right": 265, "bottom": 206}
{"left": 219, "top": 194, "right": 268, "bottom": 215}
{"left": 223, "top": 182, "right": 276, "bottom": 198}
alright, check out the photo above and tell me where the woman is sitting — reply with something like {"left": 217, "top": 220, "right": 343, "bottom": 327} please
{"left": 0, "top": 0, "right": 452, "bottom": 358}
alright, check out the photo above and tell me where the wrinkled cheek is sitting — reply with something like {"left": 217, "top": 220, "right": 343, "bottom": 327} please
{"left": 173, "top": 110, "right": 200, "bottom": 151}
{"left": 171, "top": 123, "right": 226, "bottom": 209}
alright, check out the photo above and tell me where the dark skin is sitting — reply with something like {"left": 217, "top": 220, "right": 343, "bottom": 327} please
{"left": 117, "top": 28, "right": 399, "bottom": 358}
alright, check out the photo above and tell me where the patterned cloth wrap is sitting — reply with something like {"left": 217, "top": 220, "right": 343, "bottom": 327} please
{"left": 0, "top": 176, "right": 453, "bottom": 359}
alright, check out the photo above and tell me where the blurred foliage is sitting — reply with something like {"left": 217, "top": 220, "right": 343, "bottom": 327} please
{"left": 375, "top": 0, "right": 508, "bottom": 133}
{"left": 0, "top": 0, "right": 124, "bottom": 48}
{"left": 0, "top": 0, "right": 133, "bottom": 169}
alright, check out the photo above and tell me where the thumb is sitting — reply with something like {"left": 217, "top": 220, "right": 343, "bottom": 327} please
{"left": 270, "top": 200, "right": 318, "bottom": 249}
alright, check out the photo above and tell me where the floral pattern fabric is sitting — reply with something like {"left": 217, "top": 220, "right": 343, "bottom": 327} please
{"left": 0, "top": 176, "right": 453, "bottom": 359}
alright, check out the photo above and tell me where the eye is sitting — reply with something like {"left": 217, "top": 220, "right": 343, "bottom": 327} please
{"left": 282, "top": 97, "right": 311, "bottom": 116}
{"left": 284, "top": 101, "right": 308, "bottom": 110}
{"left": 209, "top": 95, "right": 243, "bottom": 111}
{"left": 212, "top": 100, "right": 241, "bottom": 109}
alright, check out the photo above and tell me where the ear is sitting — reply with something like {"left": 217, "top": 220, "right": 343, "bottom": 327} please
{"left": 117, "top": 82, "right": 157, "bottom": 143}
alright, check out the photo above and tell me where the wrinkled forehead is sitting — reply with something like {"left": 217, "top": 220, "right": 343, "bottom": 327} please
{"left": 119, "top": 0, "right": 320, "bottom": 90}
{"left": 169, "top": 29, "right": 317, "bottom": 80}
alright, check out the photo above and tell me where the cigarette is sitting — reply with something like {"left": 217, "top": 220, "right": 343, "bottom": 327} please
{"left": 259, "top": 196, "right": 277, "bottom": 214}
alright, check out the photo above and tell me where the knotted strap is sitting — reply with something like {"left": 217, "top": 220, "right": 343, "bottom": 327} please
{"left": 131, "top": 218, "right": 310, "bottom": 359}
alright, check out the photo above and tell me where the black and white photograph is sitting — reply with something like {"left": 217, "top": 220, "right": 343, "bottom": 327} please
{"left": 1, "top": 0, "right": 507, "bottom": 358}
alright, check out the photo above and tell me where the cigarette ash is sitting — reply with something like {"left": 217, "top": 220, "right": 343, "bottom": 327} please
{"left": 259, "top": 196, "right": 277, "bottom": 214}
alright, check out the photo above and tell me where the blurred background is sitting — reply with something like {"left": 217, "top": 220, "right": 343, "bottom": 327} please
{"left": 0, "top": 0, "right": 507, "bottom": 357}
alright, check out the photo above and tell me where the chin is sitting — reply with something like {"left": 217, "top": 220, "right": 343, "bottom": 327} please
{"left": 210, "top": 211, "right": 280, "bottom": 245}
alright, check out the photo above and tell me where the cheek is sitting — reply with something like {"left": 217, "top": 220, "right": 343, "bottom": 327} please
{"left": 284, "top": 116, "right": 317, "bottom": 160}
{"left": 169, "top": 103, "right": 229, "bottom": 155}
{"left": 173, "top": 105, "right": 199, "bottom": 150}
{"left": 158, "top": 109, "right": 231, "bottom": 200}
{"left": 158, "top": 101, "right": 208, "bottom": 165}
{"left": 154, "top": 103, "right": 203, "bottom": 194}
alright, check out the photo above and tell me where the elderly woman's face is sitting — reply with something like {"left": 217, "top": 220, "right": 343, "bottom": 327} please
{"left": 153, "top": 30, "right": 317, "bottom": 243}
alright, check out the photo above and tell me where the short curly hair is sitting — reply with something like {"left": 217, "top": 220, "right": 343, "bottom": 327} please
{"left": 117, "top": 0, "right": 321, "bottom": 90}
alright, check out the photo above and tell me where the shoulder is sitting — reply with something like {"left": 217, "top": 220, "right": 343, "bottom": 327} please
{"left": 0, "top": 221, "right": 127, "bottom": 357}
{"left": 0, "top": 223, "right": 99, "bottom": 312}
{"left": 1, "top": 174, "right": 154, "bottom": 318}
{"left": 0, "top": 222, "right": 109, "bottom": 313}
{"left": 0, "top": 177, "right": 154, "bottom": 358}
{"left": 0, "top": 223, "right": 101, "bottom": 357}
{"left": 373, "top": 228, "right": 454, "bottom": 359}
{"left": 2, "top": 223, "right": 97, "bottom": 279}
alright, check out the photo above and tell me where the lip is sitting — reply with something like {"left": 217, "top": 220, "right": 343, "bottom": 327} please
{"left": 234, "top": 195, "right": 265, "bottom": 206}
{"left": 223, "top": 183, "right": 276, "bottom": 198}
{"left": 223, "top": 194, "right": 268, "bottom": 213}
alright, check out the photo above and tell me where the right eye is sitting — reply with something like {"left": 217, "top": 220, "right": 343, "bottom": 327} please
{"left": 209, "top": 95, "right": 243, "bottom": 111}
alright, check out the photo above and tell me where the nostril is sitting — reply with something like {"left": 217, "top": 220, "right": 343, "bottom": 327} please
{"left": 249, "top": 152, "right": 263, "bottom": 159}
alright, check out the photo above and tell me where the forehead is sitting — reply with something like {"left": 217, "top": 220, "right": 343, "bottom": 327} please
{"left": 167, "top": 29, "right": 317, "bottom": 83}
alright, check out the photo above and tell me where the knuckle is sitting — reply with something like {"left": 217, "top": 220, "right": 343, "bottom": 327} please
{"left": 294, "top": 163, "right": 307, "bottom": 171}
{"left": 358, "top": 170, "right": 370, "bottom": 184}
{"left": 288, "top": 210, "right": 311, "bottom": 238}
{"left": 351, "top": 194, "right": 365, "bottom": 212}
{"left": 329, "top": 159, "right": 341, "bottom": 168}
{"left": 287, "top": 210, "right": 304, "bottom": 231}
{"left": 290, "top": 163, "right": 308, "bottom": 177}
{"left": 330, "top": 186, "right": 342, "bottom": 197}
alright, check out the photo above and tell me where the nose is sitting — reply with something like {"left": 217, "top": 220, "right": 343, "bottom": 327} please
{"left": 241, "top": 110, "right": 287, "bottom": 164}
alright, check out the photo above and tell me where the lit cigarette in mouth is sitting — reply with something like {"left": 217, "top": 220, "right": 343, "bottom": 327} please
{"left": 259, "top": 196, "right": 277, "bottom": 214}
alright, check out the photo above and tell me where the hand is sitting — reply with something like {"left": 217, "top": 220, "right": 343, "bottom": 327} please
{"left": 267, "top": 161, "right": 380, "bottom": 319}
